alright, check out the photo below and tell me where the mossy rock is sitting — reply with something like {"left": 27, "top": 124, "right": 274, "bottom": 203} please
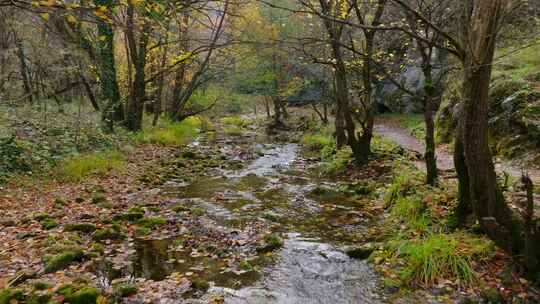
{"left": 44, "top": 250, "right": 84, "bottom": 273}
{"left": 16, "top": 232, "right": 36, "bottom": 239}
{"left": 112, "top": 212, "right": 144, "bottom": 222}
{"left": 0, "top": 288, "right": 24, "bottom": 304}
{"left": 190, "top": 279, "right": 209, "bottom": 292}
{"left": 171, "top": 205, "right": 189, "bottom": 213}
{"left": 0, "top": 219, "right": 16, "bottom": 227}
{"left": 26, "top": 292, "right": 52, "bottom": 304}
{"left": 33, "top": 281, "right": 53, "bottom": 291}
{"left": 94, "top": 228, "right": 123, "bottom": 241}
{"left": 114, "top": 284, "right": 138, "bottom": 298}
{"left": 258, "top": 234, "right": 283, "bottom": 252}
{"left": 91, "top": 195, "right": 107, "bottom": 205}
{"left": 136, "top": 217, "right": 167, "bottom": 228}
{"left": 33, "top": 213, "right": 50, "bottom": 221}
{"left": 65, "top": 223, "right": 97, "bottom": 234}
{"left": 42, "top": 219, "right": 59, "bottom": 230}
{"left": 58, "top": 285, "right": 100, "bottom": 304}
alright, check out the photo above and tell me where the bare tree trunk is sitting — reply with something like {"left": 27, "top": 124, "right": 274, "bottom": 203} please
{"left": 422, "top": 62, "right": 438, "bottom": 186}
{"left": 125, "top": 1, "right": 149, "bottom": 132}
{"left": 15, "top": 35, "right": 33, "bottom": 103}
{"left": 459, "top": 0, "right": 523, "bottom": 252}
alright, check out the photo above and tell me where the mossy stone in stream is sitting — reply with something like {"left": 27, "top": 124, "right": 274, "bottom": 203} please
{"left": 171, "top": 205, "right": 189, "bottom": 212}
{"left": 114, "top": 284, "right": 138, "bottom": 297}
{"left": 0, "top": 288, "right": 24, "bottom": 304}
{"left": 190, "top": 279, "right": 209, "bottom": 292}
{"left": 65, "top": 223, "right": 97, "bottom": 233}
{"left": 44, "top": 250, "right": 84, "bottom": 273}
{"left": 259, "top": 234, "right": 283, "bottom": 252}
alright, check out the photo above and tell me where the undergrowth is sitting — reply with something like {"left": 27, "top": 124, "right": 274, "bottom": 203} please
{"left": 371, "top": 164, "right": 496, "bottom": 291}
{"left": 58, "top": 150, "right": 125, "bottom": 182}
{"left": 132, "top": 117, "right": 201, "bottom": 146}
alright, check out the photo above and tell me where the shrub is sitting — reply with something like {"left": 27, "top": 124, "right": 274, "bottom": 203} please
{"left": 59, "top": 150, "right": 124, "bottom": 181}
{"left": 0, "top": 288, "right": 24, "bottom": 304}
{"left": 136, "top": 216, "right": 167, "bottom": 228}
{"left": 0, "top": 136, "right": 32, "bottom": 181}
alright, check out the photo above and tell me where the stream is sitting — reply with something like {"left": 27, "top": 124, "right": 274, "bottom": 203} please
{"left": 126, "top": 133, "right": 383, "bottom": 303}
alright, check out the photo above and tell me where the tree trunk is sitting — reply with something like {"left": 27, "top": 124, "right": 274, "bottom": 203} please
{"left": 95, "top": 0, "right": 122, "bottom": 132}
{"left": 125, "top": 1, "right": 149, "bottom": 132}
{"left": 460, "top": 0, "right": 523, "bottom": 252}
{"left": 15, "top": 36, "right": 33, "bottom": 103}
{"left": 422, "top": 62, "right": 438, "bottom": 186}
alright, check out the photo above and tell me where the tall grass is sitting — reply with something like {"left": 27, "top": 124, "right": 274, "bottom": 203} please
{"left": 59, "top": 150, "right": 124, "bottom": 181}
{"left": 395, "top": 232, "right": 494, "bottom": 287}
{"left": 132, "top": 117, "right": 201, "bottom": 146}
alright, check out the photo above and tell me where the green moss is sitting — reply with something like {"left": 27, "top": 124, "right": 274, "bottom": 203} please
{"left": 65, "top": 223, "right": 97, "bottom": 233}
{"left": 114, "top": 284, "right": 138, "bottom": 298}
{"left": 239, "top": 260, "right": 253, "bottom": 271}
{"left": 191, "top": 207, "right": 205, "bottom": 216}
{"left": 26, "top": 293, "right": 52, "bottom": 304}
{"left": 0, "top": 289, "right": 24, "bottom": 304}
{"left": 32, "top": 281, "right": 53, "bottom": 290}
{"left": 261, "top": 234, "right": 283, "bottom": 251}
{"left": 171, "top": 205, "right": 189, "bottom": 212}
{"left": 136, "top": 217, "right": 167, "bottom": 228}
{"left": 135, "top": 227, "right": 151, "bottom": 236}
{"left": 62, "top": 287, "right": 100, "bottom": 304}
{"left": 223, "top": 126, "right": 244, "bottom": 136}
{"left": 34, "top": 213, "right": 50, "bottom": 221}
{"left": 44, "top": 250, "right": 84, "bottom": 273}
{"left": 91, "top": 194, "right": 107, "bottom": 205}
{"left": 42, "top": 219, "right": 59, "bottom": 230}
{"left": 112, "top": 212, "right": 144, "bottom": 222}
{"left": 94, "top": 228, "right": 122, "bottom": 241}
{"left": 190, "top": 279, "right": 210, "bottom": 292}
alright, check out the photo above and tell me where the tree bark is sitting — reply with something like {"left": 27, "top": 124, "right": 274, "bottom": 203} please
{"left": 15, "top": 35, "right": 33, "bottom": 103}
{"left": 94, "top": 0, "right": 122, "bottom": 132}
{"left": 460, "top": 0, "right": 523, "bottom": 252}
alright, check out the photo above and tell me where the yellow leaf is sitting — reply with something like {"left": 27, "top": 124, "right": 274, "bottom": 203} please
{"left": 40, "top": 12, "right": 50, "bottom": 21}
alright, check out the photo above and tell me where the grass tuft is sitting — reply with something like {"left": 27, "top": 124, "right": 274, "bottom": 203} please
{"left": 59, "top": 150, "right": 124, "bottom": 182}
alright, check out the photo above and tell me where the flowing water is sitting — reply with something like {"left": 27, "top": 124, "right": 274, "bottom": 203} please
{"left": 123, "top": 135, "right": 382, "bottom": 303}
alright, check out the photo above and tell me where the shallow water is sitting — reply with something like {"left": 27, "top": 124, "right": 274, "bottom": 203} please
{"left": 130, "top": 140, "right": 382, "bottom": 302}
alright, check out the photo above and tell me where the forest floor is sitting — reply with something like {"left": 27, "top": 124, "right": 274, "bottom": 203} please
{"left": 0, "top": 113, "right": 539, "bottom": 303}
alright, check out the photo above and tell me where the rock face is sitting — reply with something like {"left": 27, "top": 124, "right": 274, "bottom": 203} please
{"left": 436, "top": 75, "right": 540, "bottom": 159}
{"left": 374, "top": 48, "right": 447, "bottom": 114}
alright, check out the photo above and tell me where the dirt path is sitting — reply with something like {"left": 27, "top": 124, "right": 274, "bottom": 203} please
{"left": 374, "top": 121, "right": 540, "bottom": 185}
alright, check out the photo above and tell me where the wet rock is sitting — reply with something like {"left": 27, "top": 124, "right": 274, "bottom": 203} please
{"left": 345, "top": 243, "right": 376, "bottom": 260}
